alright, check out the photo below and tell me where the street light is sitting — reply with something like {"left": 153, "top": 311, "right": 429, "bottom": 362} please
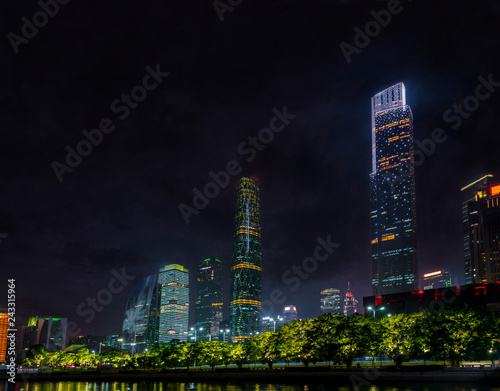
{"left": 190, "top": 327, "right": 203, "bottom": 342}
{"left": 220, "top": 329, "right": 230, "bottom": 342}
{"left": 130, "top": 343, "right": 136, "bottom": 356}
{"left": 367, "top": 306, "right": 385, "bottom": 318}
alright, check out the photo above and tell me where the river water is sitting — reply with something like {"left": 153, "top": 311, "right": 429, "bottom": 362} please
{"left": 2, "top": 382, "right": 499, "bottom": 391}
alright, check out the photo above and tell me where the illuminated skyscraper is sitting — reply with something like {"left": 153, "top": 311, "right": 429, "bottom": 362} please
{"left": 422, "top": 270, "right": 452, "bottom": 290}
{"left": 461, "top": 174, "right": 494, "bottom": 284}
{"left": 464, "top": 179, "right": 500, "bottom": 284}
{"left": 343, "top": 282, "right": 358, "bottom": 316}
{"left": 320, "top": 288, "right": 341, "bottom": 314}
{"left": 22, "top": 316, "right": 39, "bottom": 353}
{"left": 230, "top": 177, "right": 262, "bottom": 342}
{"left": 158, "top": 264, "right": 189, "bottom": 343}
{"left": 282, "top": 305, "right": 298, "bottom": 323}
{"left": 36, "top": 317, "right": 68, "bottom": 351}
{"left": 0, "top": 310, "right": 8, "bottom": 362}
{"left": 370, "top": 82, "right": 418, "bottom": 295}
{"left": 122, "top": 274, "right": 160, "bottom": 354}
{"left": 195, "top": 258, "right": 223, "bottom": 341}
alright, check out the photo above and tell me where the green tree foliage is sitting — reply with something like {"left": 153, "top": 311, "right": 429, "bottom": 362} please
{"left": 20, "top": 306, "right": 500, "bottom": 371}
{"left": 380, "top": 313, "right": 413, "bottom": 366}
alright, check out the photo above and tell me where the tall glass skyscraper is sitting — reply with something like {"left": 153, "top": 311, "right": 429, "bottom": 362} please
{"left": 461, "top": 174, "right": 494, "bottom": 284}
{"left": 463, "top": 177, "right": 500, "bottom": 284}
{"left": 320, "top": 288, "right": 341, "bottom": 314}
{"left": 230, "top": 177, "right": 262, "bottom": 342}
{"left": 195, "top": 258, "right": 223, "bottom": 341}
{"left": 343, "top": 282, "right": 359, "bottom": 316}
{"left": 122, "top": 274, "right": 159, "bottom": 354}
{"left": 36, "top": 317, "right": 68, "bottom": 351}
{"left": 158, "top": 264, "right": 189, "bottom": 343}
{"left": 370, "top": 82, "right": 418, "bottom": 296}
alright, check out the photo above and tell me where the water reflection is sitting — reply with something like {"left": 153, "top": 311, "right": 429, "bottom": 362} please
{"left": 16, "top": 382, "right": 500, "bottom": 391}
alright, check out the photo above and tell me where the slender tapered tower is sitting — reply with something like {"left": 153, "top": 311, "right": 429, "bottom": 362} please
{"left": 229, "top": 177, "right": 262, "bottom": 342}
{"left": 370, "top": 83, "right": 418, "bottom": 296}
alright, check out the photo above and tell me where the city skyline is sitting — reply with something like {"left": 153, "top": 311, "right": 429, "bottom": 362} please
{"left": 2, "top": 1, "right": 500, "bottom": 338}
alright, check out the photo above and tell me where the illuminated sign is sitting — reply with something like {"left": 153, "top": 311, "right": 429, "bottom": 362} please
{"left": 284, "top": 307, "right": 291, "bottom": 311}
{"left": 423, "top": 271, "right": 442, "bottom": 278}
{"left": 491, "top": 185, "right": 500, "bottom": 196}
{"left": 382, "top": 234, "right": 395, "bottom": 241}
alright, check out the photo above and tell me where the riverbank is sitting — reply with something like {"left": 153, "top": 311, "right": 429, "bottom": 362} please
{"left": 15, "top": 367, "right": 500, "bottom": 384}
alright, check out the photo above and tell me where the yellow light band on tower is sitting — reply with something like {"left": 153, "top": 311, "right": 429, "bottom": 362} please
{"left": 231, "top": 263, "right": 262, "bottom": 272}
{"left": 230, "top": 299, "right": 261, "bottom": 306}
{"left": 234, "top": 228, "right": 261, "bottom": 237}
{"left": 382, "top": 234, "right": 395, "bottom": 241}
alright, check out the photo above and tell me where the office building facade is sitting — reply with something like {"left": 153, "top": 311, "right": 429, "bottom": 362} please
{"left": 464, "top": 179, "right": 500, "bottom": 284}
{"left": 343, "top": 282, "right": 359, "bottom": 316}
{"left": 36, "top": 317, "right": 68, "bottom": 351}
{"left": 195, "top": 258, "right": 223, "bottom": 341}
{"left": 282, "top": 305, "right": 298, "bottom": 323}
{"left": 0, "top": 310, "right": 8, "bottom": 362}
{"left": 422, "top": 270, "right": 452, "bottom": 290}
{"left": 158, "top": 264, "right": 189, "bottom": 343}
{"left": 320, "top": 288, "right": 342, "bottom": 314}
{"left": 363, "top": 281, "right": 500, "bottom": 316}
{"left": 370, "top": 82, "right": 418, "bottom": 295}
{"left": 230, "top": 177, "right": 262, "bottom": 342}
{"left": 122, "top": 274, "right": 160, "bottom": 354}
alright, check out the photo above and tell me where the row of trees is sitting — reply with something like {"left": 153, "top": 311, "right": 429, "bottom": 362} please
{"left": 23, "top": 306, "right": 500, "bottom": 370}
{"left": 22, "top": 345, "right": 130, "bottom": 368}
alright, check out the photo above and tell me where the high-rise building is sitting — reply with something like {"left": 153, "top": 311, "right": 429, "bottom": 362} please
{"left": 370, "top": 82, "right": 418, "bottom": 296}
{"left": 195, "top": 258, "right": 223, "bottom": 341}
{"left": 343, "top": 282, "right": 358, "bottom": 316}
{"left": 422, "top": 270, "right": 452, "bottom": 290}
{"left": 158, "top": 264, "right": 189, "bottom": 343}
{"left": 36, "top": 317, "right": 68, "bottom": 351}
{"left": 320, "top": 288, "right": 342, "bottom": 314}
{"left": 464, "top": 179, "right": 500, "bottom": 284}
{"left": 261, "top": 315, "right": 283, "bottom": 333}
{"left": 461, "top": 174, "right": 495, "bottom": 284}
{"left": 21, "top": 316, "right": 39, "bottom": 353}
{"left": 230, "top": 177, "right": 262, "bottom": 342}
{"left": 122, "top": 274, "right": 160, "bottom": 354}
{"left": 282, "top": 305, "right": 298, "bottom": 323}
{"left": 0, "top": 310, "right": 8, "bottom": 362}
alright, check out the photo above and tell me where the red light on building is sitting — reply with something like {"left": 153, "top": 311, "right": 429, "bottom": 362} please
{"left": 475, "top": 286, "right": 486, "bottom": 295}
{"left": 375, "top": 296, "right": 382, "bottom": 306}
{"left": 491, "top": 185, "right": 500, "bottom": 196}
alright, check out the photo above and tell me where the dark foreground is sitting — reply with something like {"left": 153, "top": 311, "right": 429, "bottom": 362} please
{"left": 12, "top": 366, "right": 500, "bottom": 385}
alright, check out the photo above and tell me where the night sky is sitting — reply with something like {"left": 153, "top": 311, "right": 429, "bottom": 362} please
{"left": 1, "top": 0, "right": 500, "bottom": 337}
